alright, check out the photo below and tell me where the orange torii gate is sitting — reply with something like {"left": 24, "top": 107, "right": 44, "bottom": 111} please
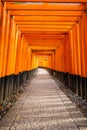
{"left": 0, "top": 0, "right": 87, "bottom": 117}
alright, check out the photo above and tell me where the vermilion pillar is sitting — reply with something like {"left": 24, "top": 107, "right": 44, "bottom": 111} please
{"left": 0, "top": 2, "right": 6, "bottom": 77}
{"left": 27, "top": 47, "right": 32, "bottom": 71}
{"left": 5, "top": 16, "right": 16, "bottom": 98}
{"left": 15, "top": 31, "right": 22, "bottom": 75}
{"left": 75, "top": 22, "right": 81, "bottom": 76}
{"left": 18, "top": 35, "right": 24, "bottom": 73}
{"left": 0, "top": 2, "right": 7, "bottom": 103}
{"left": 3, "top": 11, "right": 10, "bottom": 100}
{"left": 72, "top": 24, "right": 78, "bottom": 75}
{"left": 79, "top": 15, "right": 86, "bottom": 77}
{"left": 6, "top": 16, "right": 15, "bottom": 76}
{"left": 2, "top": 11, "right": 10, "bottom": 77}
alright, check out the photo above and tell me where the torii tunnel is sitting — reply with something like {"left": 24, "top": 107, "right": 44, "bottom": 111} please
{"left": 0, "top": 0, "right": 87, "bottom": 119}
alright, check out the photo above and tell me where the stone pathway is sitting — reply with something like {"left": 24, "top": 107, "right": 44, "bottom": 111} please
{"left": 0, "top": 69, "right": 87, "bottom": 130}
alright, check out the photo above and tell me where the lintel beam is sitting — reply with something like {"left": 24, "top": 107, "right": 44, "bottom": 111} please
{"left": 22, "top": 31, "right": 67, "bottom": 34}
{"left": 2, "top": 0, "right": 87, "bottom": 3}
{"left": 10, "top": 10, "right": 83, "bottom": 16}
{"left": 27, "top": 39, "right": 61, "bottom": 41}
{"left": 6, "top": 3, "right": 85, "bottom": 11}
{"left": 20, "top": 28, "right": 69, "bottom": 32}
{"left": 25, "top": 37, "right": 64, "bottom": 40}
{"left": 16, "top": 22, "right": 74, "bottom": 25}
{"left": 15, "top": 16, "right": 78, "bottom": 22}
{"left": 28, "top": 43, "right": 60, "bottom": 46}
{"left": 33, "top": 50, "right": 54, "bottom": 52}
{"left": 26, "top": 36, "right": 63, "bottom": 38}
{"left": 30, "top": 46, "right": 56, "bottom": 50}
{"left": 23, "top": 32, "right": 66, "bottom": 34}
{"left": 18, "top": 25, "right": 71, "bottom": 29}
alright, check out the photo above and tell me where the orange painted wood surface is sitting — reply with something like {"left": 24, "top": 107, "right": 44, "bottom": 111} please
{"left": 2, "top": 11, "right": 10, "bottom": 77}
{"left": 0, "top": 3, "right": 6, "bottom": 77}
{"left": 2, "top": 0, "right": 87, "bottom": 2}
{"left": 0, "top": 1, "right": 87, "bottom": 77}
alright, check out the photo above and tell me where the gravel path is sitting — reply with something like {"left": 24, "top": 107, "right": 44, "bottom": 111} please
{"left": 0, "top": 69, "right": 87, "bottom": 130}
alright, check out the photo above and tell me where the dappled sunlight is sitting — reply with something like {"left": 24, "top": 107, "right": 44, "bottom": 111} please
{"left": 37, "top": 68, "right": 49, "bottom": 74}
{"left": 0, "top": 69, "right": 87, "bottom": 130}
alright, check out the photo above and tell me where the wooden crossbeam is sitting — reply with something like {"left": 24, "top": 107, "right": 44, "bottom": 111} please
{"left": 23, "top": 31, "right": 66, "bottom": 34}
{"left": 26, "top": 39, "right": 62, "bottom": 41}
{"left": 26, "top": 43, "right": 61, "bottom": 47}
{"left": 25, "top": 37, "right": 64, "bottom": 40}
{"left": 28, "top": 43, "right": 60, "bottom": 46}
{"left": 6, "top": 3, "right": 85, "bottom": 11}
{"left": 24, "top": 35, "right": 65, "bottom": 39}
{"left": 28, "top": 39, "right": 61, "bottom": 40}
{"left": 2, "top": 0, "right": 87, "bottom": 3}
{"left": 35, "top": 55, "right": 52, "bottom": 57}
{"left": 15, "top": 16, "right": 78, "bottom": 22}
{"left": 10, "top": 10, "right": 83, "bottom": 16}
{"left": 34, "top": 53, "right": 53, "bottom": 55}
{"left": 18, "top": 25, "right": 71, "bottom": 29}
{"left": 29, "top": 41, "right": 61, "bottom": 43}
{"left": 33, "top": 51, "right": 54, "bottom": 53}
{"left": 24, "top": 33, "right": 65, "bottom": 36}
{"left": 28, "top": 42, "right": 60, "bottom": 44}
{"left": 30, "top": 46, "right": 56, "bottom": 50}
{"left": 22, "top": 31, "right": 67, "bottom": 34}
{"left": 16, "top": 21, "right": 74, "bottom": 25}
{"left": 20, "top": 28, "right": 69, "bottom": 32}
{"left": 26, "top": 41, "right": 63, "bottom": 44}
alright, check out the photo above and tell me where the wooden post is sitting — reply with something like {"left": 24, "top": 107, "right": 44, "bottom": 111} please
{"left": 84, "top": 4, "right": 87, "bottom": 100}
{"left": 0, "top": 2, "right": 6, "bottom": 77}
{"left": 15, "top": 32, "right": 21, "bottom": 75}
{"left": 13, "top": 25, "right": 19, "bottom": 74}
{"left": 12, "top": 25, "right": 19, "bottom": 94}
{"left": 75, "top": 21, "right": 81, "bottom": 76}
{"left": 27, "top": 47, "right": 32, "bottom": 71}
{"left": 6, "top": 16, "right": 15, "bottom": 76}
{"left": 5, "top": 16, "right": 16, "bottom": 98}
{"left": 79, "top": 13, "right": 87, "bottom": 99}
{"left": 2, "top": 10, "right": 10, "bottom": 77}
{"left": 19, "top": 35, "right": 24, "bottom": 73}
{"left": 68, "top": 30, "right": 73, "bottom": 75}
{"left": 74, "top": 22, "right": 81, "bottom": 96}
{"left": 3, "top": 10, "right": 10, "bottom": 100}
{"left": 79, "top": 15, "right": 86, "bottom": 78}
{"left": 52, "top": 51, "right": 55, "bottom": 70}
{"left": 0, "top": 2, "right": 6, "bottom": 103}
{"left": 54, "top": 47, "right": 57, "bottom": 72}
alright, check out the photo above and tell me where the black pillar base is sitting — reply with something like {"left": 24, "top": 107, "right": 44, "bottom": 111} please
{"left": 47, "top": 68, "right": 87, "bottom": 102}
